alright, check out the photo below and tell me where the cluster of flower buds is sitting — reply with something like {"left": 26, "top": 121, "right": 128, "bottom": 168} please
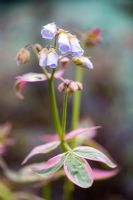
{"left": 16, "top": 23, "right": 93, "bottom": 70}
{"left": 58, "top": 79, "right": 83, "bottom": 96}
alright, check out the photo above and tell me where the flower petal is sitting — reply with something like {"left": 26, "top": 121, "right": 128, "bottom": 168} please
{"left": 32, "top": 153, "right": 66, "bottom": 178}
{"left": 22, "top": 141, "right": 60, "bottom": 165}
{"left": 39, "top": 48, "right": 48, "bottom": 68}
{"left": 64, "top": 153, "right": 93, "bottom": 188}
{"left": 47, "top": 50, "right": 58, "bottom": 68}
{"left": 69, "top": 37, "right": 84, "bottom": 57}
{"left": 65, "top": 126, "right": 100, "bottom": 141}
{"left": 58, "top": 33, "right": 71, "bottom": 54}
{"left": 41, "top": 23, "right": 57, "bottom": 39}
{"left": 93, "top": 168, "right": 118, "bottom": 180}
{"left": 73, "top": 56, "right": 93, "bottom": 69}
{"left": 73, "top": 146, "right": 117, "bottom": 168}
{"left": 15, "top": 73, "right": 48, "bottom": 99}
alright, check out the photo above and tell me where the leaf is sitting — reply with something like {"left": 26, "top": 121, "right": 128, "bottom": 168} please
{"left": 14, "top": 192, "right": 44, "bottom": 200}
{"left": 32, "top": 153, "right": 66, "bottom": 178}
{"left": 0, "top": 182, "right": 16, "bottom": 200}
{"left": 65, "top": 126, "right": 100, "bottom": 141}
{"left": 73, "top": 146, "right": 117, "bottom": 168}
{"left": 6, "top": 163, "right": 44, "bottom": 183}
{"left": 15, "top": 73, "right": 48, "bottom": 99}
{"left": 40, "top": 133, "right": 58, "bottom": 143}
{"left": 22, "top": 141, "right": 60, "bottom": 165}
{"left": 93, "top": 168, "right": 118, "bottom": 180}
{"left": 64, "top": 153, "right": 93, "bottom": 188}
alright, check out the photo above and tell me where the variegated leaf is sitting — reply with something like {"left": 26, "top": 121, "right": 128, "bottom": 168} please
{"left": 64, "top": 153, "right": 93, "bottom": 188}
{"left": 93, "top": 168, "right": 118, "bottom": 180}
{"left": 32, "top": 153, "right": 66, "bottom": 178}
{"left": 65, "top": 126, "right": 100, "bottom": 141}
{"left": 73, "top": 146, "right": 117, "bottom": 168}
{"left": 22, "top": 141, "right": 60, "bottom": 165}
{"left": 15, "top": 73, "right": 48, "bottom": 99}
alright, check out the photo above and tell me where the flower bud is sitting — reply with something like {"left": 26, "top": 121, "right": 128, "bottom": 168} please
{"left": 16, "top": 48, "right": 30, "bottom": 65}
{"left": 59, "top": 56, "right": 70, "bottom": 68}
{"left": 83, "top": 28, "right": 101, "bottom": 47}
{"left": 73, "top": 56, "right": 93, "bottom": 69}
{"left": 33, "top": 43, "right": 43, "bottom": 53}
{"left": 58, "top": 79, "right": 83, "bottom": 96}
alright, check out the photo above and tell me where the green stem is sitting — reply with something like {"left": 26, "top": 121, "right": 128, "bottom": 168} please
{"left": 61, "top": 91, "right": 68, "bottom": 141}
{"left": 63, "top": 178, "right": 74, "bottom": 200}
{"left": 63, "top": 67, "right": 84, "bottom": 200}
{"left": 48, "top": 69, "right": 62, "bottom": 138}
{"left": 43, "top": 184, "right": 51, "bottom": 200}
{"left": 71, "top": 67, "right": 83, "bottom": 146}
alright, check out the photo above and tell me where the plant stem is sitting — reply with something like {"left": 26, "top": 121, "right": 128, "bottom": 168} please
{"left": 48, "top": 69, "right": 62, "bottom": 138}
{"left": 63, "top": 67, "right": 84, "bottom": 200}
{"left": 61, "top": 91, "right": 68, "bottom": 141}
{"left": 71, "top": 67, "right": 83, "bottom": 146}
{"left": 63, "top": 178, "right": 74, "bottom": 200}
{"left": 43, "top": 184, "right": 51, "bottom": 200}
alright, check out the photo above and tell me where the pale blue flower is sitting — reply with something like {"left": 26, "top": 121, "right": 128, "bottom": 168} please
{"left": 73, "top": 56, "right": 93, "bottom": 69}
{"left": 58, "top": 33, "right": 71, "bottom": 54}
{"left": 83, "top": 57, "right": 93, "bottom": 69}
{"left": 39, "top": 48, "right": 48, "bottom": 67}
{"left": 69, "top": 36, "right": 84, "bottom": 57}
{"left": 41, "top": 23, "right": 57, "bottom": 39}
{"left": 47, "top": 49, "right": 58, "bottom": 68}
{"left": 39, "top": 48, "right": 58, "bottom": 68}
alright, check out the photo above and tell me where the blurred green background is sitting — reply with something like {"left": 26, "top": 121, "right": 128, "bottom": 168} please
{"left": 0, "top": 0, "right": 133, "bottom": 199}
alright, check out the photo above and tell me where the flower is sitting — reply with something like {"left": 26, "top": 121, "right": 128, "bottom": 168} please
{"left": 16, "top": 48, "right": 30, "bottom": 65}
{"left": 73, "top": 56, "right": 93, "bottom": 69}
{"left": 68, "top": 34, "right": 84, "bottom": 57}
{"left": 58, "top": 31, "right": 84, "bottom": 57}
{"left": 41, "top": 23, "right": 57, "bottom": 39}
{"left": 39, "top": 48, "right": 58, "bottom": 68}
{"left": 58, "top": 32, "right": 71, "bottom": 54}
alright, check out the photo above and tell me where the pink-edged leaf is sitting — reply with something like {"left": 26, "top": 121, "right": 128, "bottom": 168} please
{"left": 76, "top": 118, "right": 98, "bottom": 144}
{"left": 73, "top": 146, "right": 117, "bottom": 168}
{"left": 64, "top": 153, "right": 93, "bottom": 188}
{"left": 15, "top": 73, "right": 48, "bottom": 99}
{"left": 32, "top": 153, "right": 66, "bottom": 178}
{"left": 84, "top": 139, "right": 115, "bottom": 162}
{"left": 22, "top": 141, "right": 60, "bottom": 165}
{"left": 65, "top": 126, "right": 100, "bottom": 141}
{"left": 93, "top": 168, "right": 118, "bottom": 180}
{"left": 40, "top": 133, "right": 58, "bottom": 143}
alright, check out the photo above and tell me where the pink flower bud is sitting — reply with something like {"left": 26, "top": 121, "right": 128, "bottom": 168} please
{"left": 58, "top": 79, "right": 83, "bottom": 96}
{"left": 16, "top": 48, "right": 30, "bottom": 65}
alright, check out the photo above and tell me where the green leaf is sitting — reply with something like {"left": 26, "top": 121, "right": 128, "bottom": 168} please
{"left": 64, "top": 153, "right": 93, "bottom": 188}
{"left": 73, "top": 146, "right": 117, "bottom": 168}
{"left": 33, "top": 153, "right": 66, "bottom": 178}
